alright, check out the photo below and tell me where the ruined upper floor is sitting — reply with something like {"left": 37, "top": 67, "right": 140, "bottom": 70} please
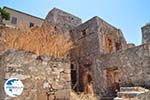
{"left": 44, "top": 8, "right": 82, "bottom": 30}
{"left": 43, "top": 8, "right": 129, "bottom": 64}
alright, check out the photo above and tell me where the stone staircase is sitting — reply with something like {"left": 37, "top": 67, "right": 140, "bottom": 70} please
{"left": 114, "top": 87, "right": 149, "bottom": 100}
{"left": 100, "top": 97, "right": 114, "bottom": 100}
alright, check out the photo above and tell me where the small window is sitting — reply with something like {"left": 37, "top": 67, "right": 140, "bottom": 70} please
{"left": 11, "top": 17, "right": 17, "bottom": 24}
{"left": 71, "top": 64, "right": 76, "bottom": 70}
{"left": 29, "top": 22, "right": 34, "bottom": 28}
{"left": 107, "top": 38, "right": 113, "bottom": 52}
{"left": 115, "top": 42, "right": 122, "bottom": 51}
{"left": 82, "top": 29, "right": 86, "bottom": 36}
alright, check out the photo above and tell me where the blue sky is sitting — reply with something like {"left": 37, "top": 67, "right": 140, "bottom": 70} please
{"left": 1, "top": 0, "right": 150, "bottom": 45}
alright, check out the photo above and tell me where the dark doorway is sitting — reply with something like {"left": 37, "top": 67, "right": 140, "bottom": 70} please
{"left": 79, "top": 63, "right": 93, "bottom": 94}
{"left": 106, "top": 68, "right": 120, "bottom": 96}
{"left": 115, "top": 42, "right": 122, "bottom": 51}
{"left": 71, "top": 64, "right": 77, "bottom": 90}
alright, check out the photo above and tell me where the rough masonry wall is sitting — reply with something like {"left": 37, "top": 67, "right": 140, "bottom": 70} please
{"left": 70, "top": 17, "right": 101, "bottom": 93}
{"left": 96, "top": 17, "right": 127, "bottom": 53}
{"left": 70, "top": 16, "right": 127, "bottom": 61}
{"left": 0, "top": 49, "right": 71, "bottom": 100}
{"left": 142, "top": 24, "right": 150, "bottom": 44}
{"left": 70, "top": 16, "right": 100, "bottom": 59}
{"left": 92, "top": 43, "right": 150, "bottom": 97}
{"left": 44, "top": 8, "right": 82, "bottom": 30}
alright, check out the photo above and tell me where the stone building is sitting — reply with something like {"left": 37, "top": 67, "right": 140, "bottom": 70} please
{"left": 2, "top": 6, "right": 44, "bottom": 28}
{"left": 69, "top": 16, "right": 127, "bottom": 94}
{"left": 44, "top": 8, "right": 150, "bottom": 99}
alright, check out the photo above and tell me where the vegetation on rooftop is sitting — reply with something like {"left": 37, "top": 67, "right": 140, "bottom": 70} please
{"left": 0, "top": 7, "right": 10, "bottom": 23}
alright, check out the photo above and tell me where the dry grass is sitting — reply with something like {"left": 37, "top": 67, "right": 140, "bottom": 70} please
{"left": 70, "top": 91, "right": 99, "bottom": 100}
{"left": 2, "top": 25, "right": 74, "bottom": 57}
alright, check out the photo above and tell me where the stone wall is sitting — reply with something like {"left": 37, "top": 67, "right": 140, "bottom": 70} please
{"left": 96, "top": 17, "right": 127, "bottom": 53}
{"left": 142, "top": 24, "right": 150, "bottom": 44}
{"left": 70, "top": 17, "right": 100, "bottom": 60}
{"left": 92, "top": 43, "right": 150, "bottom": 97}
{"left": 44, "top": 8, "right": 82, "bottom": 30}
{"left": 137, "top": 90, "right": 150, "bottom": 100}
{"left": 0, "top": 49, "right": 71, "bottom": 100}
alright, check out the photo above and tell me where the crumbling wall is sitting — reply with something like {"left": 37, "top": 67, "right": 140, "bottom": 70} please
{"left": 0, "top": 49, "right": 71, "bottom": 100}
{"left": 44, "top": 8, "right": 82, "bottom": 30}
{"left": 96, "top": 17, "right": 127, "bottom": 53}
{"left": 92, "top": 43, "right": 150, "bottom": 97}
{"left": 71, "top": 16, "right": 100, "bottom": 56}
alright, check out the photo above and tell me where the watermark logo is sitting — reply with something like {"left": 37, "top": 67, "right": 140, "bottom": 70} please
{"left": 4, "top": 78, "right": 24, "bottom": 97}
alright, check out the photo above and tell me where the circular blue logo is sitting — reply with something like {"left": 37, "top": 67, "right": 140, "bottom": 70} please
{"left": 4, "top": 78, "right": 24, "bottom": 97}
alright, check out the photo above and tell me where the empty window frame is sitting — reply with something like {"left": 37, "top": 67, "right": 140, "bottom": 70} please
{"left": 11, "top": 17, "right": 17, "bottom": 24}
{"left": 29, "top": 22, "right": 34, "bottom": 28}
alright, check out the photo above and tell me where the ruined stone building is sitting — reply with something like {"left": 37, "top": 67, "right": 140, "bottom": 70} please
{"left": 44, "top": 8, "right": 150, "bottom": 99}
{"left": 0, "top": 8, "right": 150, "bottom": 100}
{"left": 69, "top": 16, "right": 127, "bottom": 94}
